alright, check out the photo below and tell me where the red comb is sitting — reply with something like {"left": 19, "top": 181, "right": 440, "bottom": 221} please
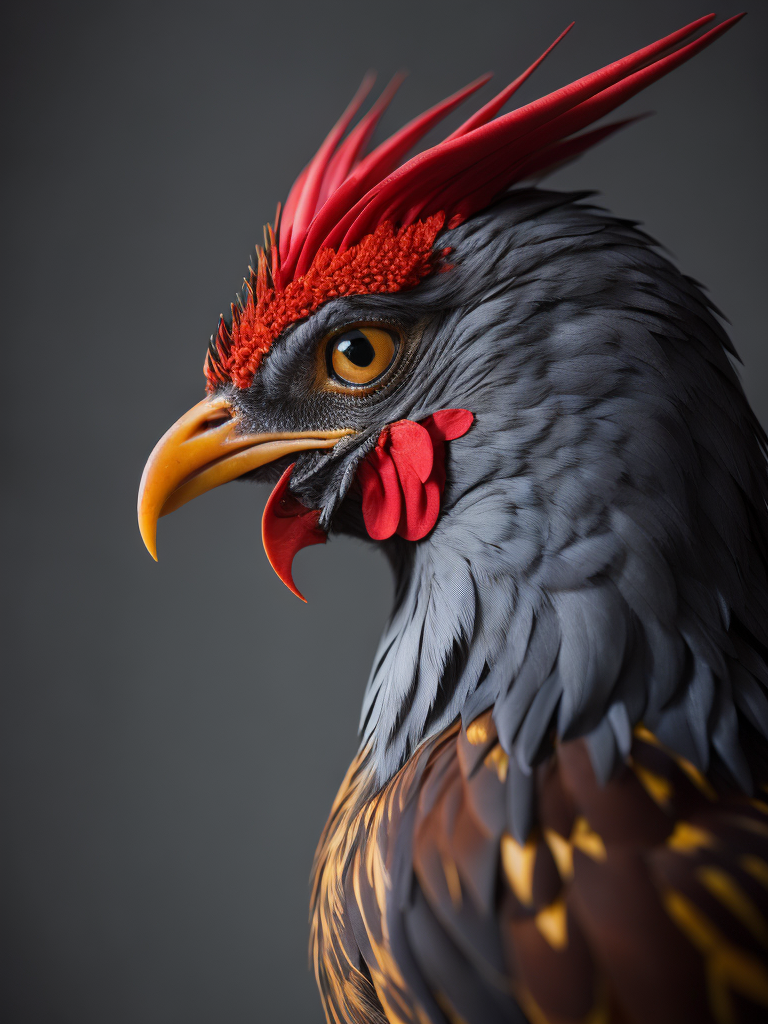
{"left": 286, "top": 14, "right": 740, "bottom": 265}
{"left": 206, "top": 14, "right": 743, "bottom": 391}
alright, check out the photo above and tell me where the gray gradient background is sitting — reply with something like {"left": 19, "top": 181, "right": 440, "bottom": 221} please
{"left": 2, "top": 1, "right": 765, "bottom": 1021}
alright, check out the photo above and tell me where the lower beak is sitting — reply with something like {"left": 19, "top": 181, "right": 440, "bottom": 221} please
{"left": 138, "top": 395, "right": 351, "bottom": 560}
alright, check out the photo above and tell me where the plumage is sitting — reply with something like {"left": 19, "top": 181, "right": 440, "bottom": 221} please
{"left": 138, "top": 13, "right": 768, "bottom": 1024}
{"left": 311, "top": 718, "right": 768, "bottom": 1024}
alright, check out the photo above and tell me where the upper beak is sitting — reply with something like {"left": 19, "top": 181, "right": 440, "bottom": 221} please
{"left": 138, "top": 395, "right": 351, "bottom": 560}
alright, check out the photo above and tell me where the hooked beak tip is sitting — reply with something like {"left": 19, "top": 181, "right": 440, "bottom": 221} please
{"left": 139, "top": 514, "right": 159, "bottom": 561}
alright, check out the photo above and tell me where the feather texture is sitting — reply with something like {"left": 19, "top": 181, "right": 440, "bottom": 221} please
{"left": 311, "top": 720, "right": 768, "bottom": 1024}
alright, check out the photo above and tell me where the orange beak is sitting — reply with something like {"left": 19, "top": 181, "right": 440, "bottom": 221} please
{"left": 138, "top": 395, "right": 352, "bottom": 562}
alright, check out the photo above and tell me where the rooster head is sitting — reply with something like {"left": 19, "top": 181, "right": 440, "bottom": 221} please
{"left": 139, "top": 15, "right": 742, "bottom": 604}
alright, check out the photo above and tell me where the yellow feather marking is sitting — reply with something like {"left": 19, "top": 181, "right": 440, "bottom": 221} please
{"left": 484, "top": 745, "right": 509, "bottom": 782}
{"left": 466, "top": 710, "right": 493, "bottom": 746}
{"left": 634, "top": 724, "right": 661, "bottom": 747}
{"left": 535, "top": 898, "right": 568, "bottom": 949}
{"left": 663, "top": 888, "right": 768, "bottom": 1024}
{"left": 749, "top": 798, "right": 768, "bottom": 816}
{"left": 386, "top": 983, "right": 416, "bottom": 1023}
{"left": 696, "top": 866, "right": 768, "bottom": 948}
{"left": 376, "top": 994, "right": 412, "bottom": 1024}
{"left": 363, "top": 802, "right": 376, "bottom": 829}
{"left": 501, "top": 833, "right": 537, "bottom": 906}
{"left": 310, "top": 750, "right": 383, "bottom": 1024}
{"left": 571, "top": 817, "right": 607, "bottom": 861}
{"left": 441, "top": 854, "right": 462, "bottom": 909}
{"left": 516, "top": 985, "right": 609, "bottom": 1024}
{"left": 676, "top": 755, "right": 718, "bottom": 800}
{"left": 372, "top": 846, "right": 389, "bottom": 919}
{"left": 741, "top": 855, "right": 768, "bottom": 890}
{"left": 667, "top": 821, "right": 715, "bottom": 854}
{"left": 633, "top": 724, "right": 717, "bottom": 799}
{"left": 544, "top": 828, "right": 574, "bottom": 882}
{"left": 632, "top": 761, "right": 673, "bottom": 807}
{"left": 514, "top": 988, "right": 551, "bottom": 1024}
{"left": 352, "top": 853, "right": 408, "bottom": 1004}
{"left": 435, "top": 991, "right": 470, "bottom": 1024}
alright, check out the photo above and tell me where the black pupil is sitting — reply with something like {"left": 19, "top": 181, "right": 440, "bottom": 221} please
{"left": 336, "top": 331, "right": 375, "bottom": 367}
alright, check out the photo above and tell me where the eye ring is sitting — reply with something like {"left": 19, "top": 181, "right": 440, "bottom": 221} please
{"left": 323, "top": 324, "right": 400, "bottom": 391}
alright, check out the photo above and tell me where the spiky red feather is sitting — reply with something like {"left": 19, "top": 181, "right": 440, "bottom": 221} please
{"left": 205, "top": 13, "right": 743, "bottom": 392}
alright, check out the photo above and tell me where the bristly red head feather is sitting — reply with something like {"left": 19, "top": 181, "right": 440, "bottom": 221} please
{"left": 205, "top": 13, "right": 743, "bottom": 391}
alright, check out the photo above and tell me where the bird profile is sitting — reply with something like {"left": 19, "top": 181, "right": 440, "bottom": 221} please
{"left": 138, "top": 13, "right": 768, "bottom": 1024}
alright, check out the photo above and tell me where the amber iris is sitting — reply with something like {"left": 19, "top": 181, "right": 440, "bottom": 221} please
{"left": 327, "top": 326, "right": 398, "bottom": 386}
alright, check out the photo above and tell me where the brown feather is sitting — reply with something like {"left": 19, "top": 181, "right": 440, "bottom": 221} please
{"left": 310, "top": 721, "right": 768, "bottom": 1024}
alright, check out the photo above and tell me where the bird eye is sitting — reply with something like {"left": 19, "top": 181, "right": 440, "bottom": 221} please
{"left": 326, "top": 326, "right": 399, "bottom": 388}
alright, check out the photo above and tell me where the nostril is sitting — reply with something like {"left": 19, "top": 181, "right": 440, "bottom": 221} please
{"left": 193, "top": 410, "right": 234, "bottom": 436}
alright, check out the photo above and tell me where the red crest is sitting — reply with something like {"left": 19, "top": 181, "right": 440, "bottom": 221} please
{"left": 205, "top": 14, "right": 741, "bottom": 392}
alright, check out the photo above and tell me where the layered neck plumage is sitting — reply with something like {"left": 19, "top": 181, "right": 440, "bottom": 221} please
{"left": 355, "top": 195, "right": 768, "bottom": 827}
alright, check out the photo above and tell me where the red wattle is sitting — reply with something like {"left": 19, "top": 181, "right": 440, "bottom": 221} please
{"left": 359, "top": 409, "right": 474, "bottom": 542}
{"left": 261, "top": 410, "right": 474, "bottom": 597}
{"left": 425, "top": 407, "right": 475, "bottom": 441}
{"left": 359, "top": 445, "right": 402, "bottom": 540}
{"left": 262, "top": 463, "right": 326, "bottom": 602}
{"left": 388, "top": 419, "right": 434, "bottom": 482}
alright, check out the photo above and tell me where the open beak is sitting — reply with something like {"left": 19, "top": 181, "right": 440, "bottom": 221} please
{"left": 138, "top": 395, "right": 351, "bottom": 563}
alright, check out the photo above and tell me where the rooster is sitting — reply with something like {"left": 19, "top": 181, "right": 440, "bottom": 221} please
{"left": 137, "top": 14, "right": 768, "bottom": 1024}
